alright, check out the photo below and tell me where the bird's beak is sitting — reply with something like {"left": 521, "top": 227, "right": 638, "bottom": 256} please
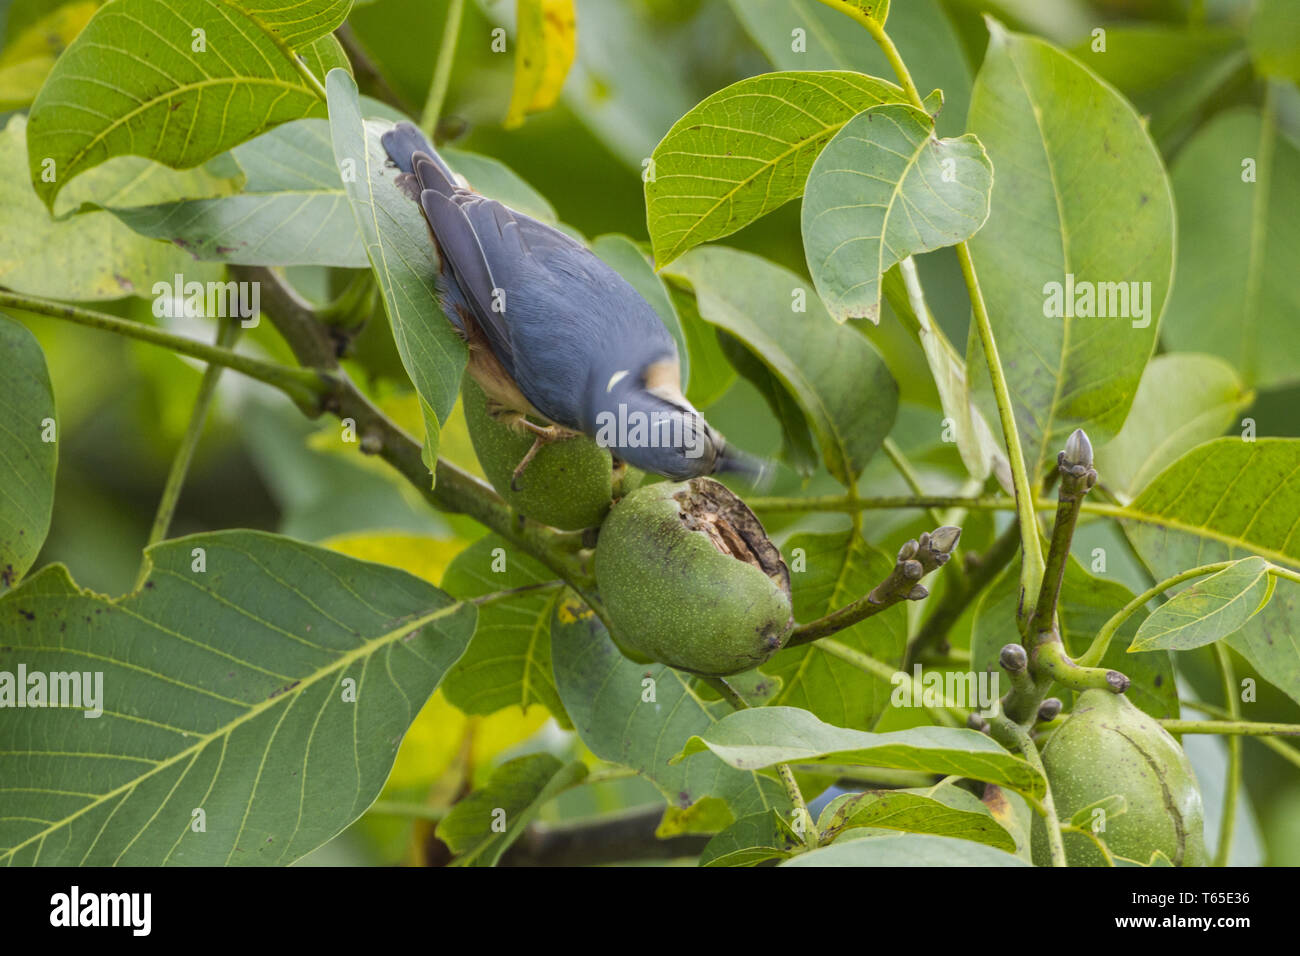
{"left": 712, "top": 441, "right": 775, "bottom": 491}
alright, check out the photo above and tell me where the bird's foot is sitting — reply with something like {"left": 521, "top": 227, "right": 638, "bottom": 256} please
{"left": 511, "top": 424, "right": 579, "bottom": 491}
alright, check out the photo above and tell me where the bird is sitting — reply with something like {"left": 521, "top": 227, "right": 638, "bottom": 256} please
{"left": 380, "top": 122, "right": 766, "bottom": 488}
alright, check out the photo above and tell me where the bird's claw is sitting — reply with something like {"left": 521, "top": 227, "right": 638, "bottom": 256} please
{"left": 510, "top": 425, "right": 575, "bottom": 491}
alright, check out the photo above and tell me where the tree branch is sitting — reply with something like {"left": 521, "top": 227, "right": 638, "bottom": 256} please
{"left": 230, "top": 265, "right": 341, "bottom": 368}
{"left": 786, "top": 526, "right": 960, "bottom": 647}
{"left": 135, "top": 317, "right": 239, "bottom": 587}
{"left": 904, "top": 518, "right": 1021, "bottom": 668}
{"left": 1030, "top": 429, "right": 1097, "bottom": 641}
{"left": 0, "top": 289, "right": 324, "bottom": 412}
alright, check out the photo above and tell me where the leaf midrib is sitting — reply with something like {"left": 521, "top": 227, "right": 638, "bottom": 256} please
{"left": 0, "top": 599, "right": 468, "bottom": 863}
{"left": 652, "top": 73, "right": 902, "bottom": 265}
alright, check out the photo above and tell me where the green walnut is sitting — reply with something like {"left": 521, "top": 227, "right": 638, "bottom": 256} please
{"left": 463, "top": 379, "right": 616, "bottom": 530}
{"left": 594, "top": 477, "right": 794, "bottom": 676}
{"left": 1033, "top": 689, "right": 1207, "bottom": 866}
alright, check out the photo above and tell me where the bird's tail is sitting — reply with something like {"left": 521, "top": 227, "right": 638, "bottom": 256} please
{"left": 380, "top": 121, "right": 458, "bottom": 186}
{"left": 713, "top": 442, "right": 776, "bottom": 491}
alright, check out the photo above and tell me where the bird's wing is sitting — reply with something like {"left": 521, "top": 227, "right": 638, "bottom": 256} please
{"left": 410, "top": 154, "right": 596, "bottom": 378}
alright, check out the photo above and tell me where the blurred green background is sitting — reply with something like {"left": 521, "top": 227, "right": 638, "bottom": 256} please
{"left": 2, "top": 0, "right": 1297, "bottom": 864}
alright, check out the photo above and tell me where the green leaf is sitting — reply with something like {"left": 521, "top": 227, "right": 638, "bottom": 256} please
{"left": 970, "top": 557, "right": 1177, "bottom": 719}
{"left": 58, "top": 152, "right": 244, "bottom": 215}
{"left": 716, "top": 330, "right": 818, "bottom": 476}
{"left": 802, "top": 103, "right": 992, "bottom": 322}
{"left": 0, "top": 115, "right": 222, "bottom": 300}
{"left": 1122, "top": 438, "right": 1300, "bottom": 706}
{"left": 1131, "top": 557, "right": 1275, "bottom": 652}
{"left": 676, "top": 706, "right": 1046, "bottom": 799}
{"left": 1067, "top": 26, "right": 1245, "bottom": 145}
{"left": 0, "top": 530, "right": 476, "bottom": 865}
{"left": 1069, "top": 794, "right": 1127, "bottom": 831}
{"left": 440, "top": 536, "right": 568, "bottom": 725}
{"left": 437, "top": 753, "right": 586, "bottom": 866}
{"left": 327, "top": 69, "right": 467, "bottom": 468}
{"left": 881, "top": 263, "right": 1003, "bottom": 483}
{"left": 299, "top": 32, "right": 352, "bottom": 87}
{"left": 818, "top": 782, "right": 1016, "bottom": 851}
{"left": 1249, "top": 0, "right": 1300, "bottom": 82}
{"left": 549, "top": 591, "right": 791, "bottom": 825}
{"left": 945, "top": 0, "right": 1091, "bottom": 46}
{"left": 981, "top": 783, "right": 1034, "bottom": 861}
{"left": 699, "top": 809, "right": 802, "bottom": 867}
{"left": 0, "top": 1, "right": 96, "bottom": 111}
{"left": 966, "top": 22, "right": 1175, "bottom": 480}
{"left": 1162, "top": 107, "right": 1300, "bottom": 389}
{"left": 656, "top": 795, "right": 735, "bottom": 837}
{"left": 26, "top": 0, "right": 351, "bottom": 209}
{"left": 106, "top": 117, "right": 558, "bottom": 268}
{"left": 108, "top": 118, "right": 365, "bottom": 267}
{"left": 438, "top": 148, "right": 557, "bottom": 226}
{"left": 645, "top": 71, "right": 903, "bottom": 267}
{"left": 761, "top": 530, "right": 906, "bottom": 729}
{"left": 781, "top": 831, "right": 1028, "bottom": 866}
{"left": 728, "top": 0, "right": 972, "bottom": 138}
{"left": 830, "top": 0, "right": 890, "bottom": 24}
{"left": 1095, "top": 354, "right": 1251, "bottom": 500}
{"left": 0, "top": 315, "right": 56, "bottom": 592}
{"left": 664, "top": 245, "right": 898, "bottom": 487}
{"left": 667, "top": 283, "right": 736, "bottom": 409}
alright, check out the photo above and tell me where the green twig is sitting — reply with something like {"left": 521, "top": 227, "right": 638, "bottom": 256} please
{"left": 1002, "top": 717, "right": 1066, "bottom": 866}
{"left": 1029, "top": 430, "right": 1096, "bottom": 640}
{"left": 1213, "top": 644, "right": 1241, "bottom": 867}
{"left": 0, "top": 291, "right": 324, "bottom": 412}
{"left": 1035, "top": 640, "right": 1128, "bottom": 694}
{"left": 904, "top": 518, "right": 1020, "bottom": 668}
{"left": 0, "top": 287, "right": 600, "bottom": 609}
{"left": 1161, "top": 719, "right": 1300, "bottom": 737}
{"left": 135, "top": 318, "right": 239, "bottom": 587}
{"left": 786, "top": 527, "right": 960, "bottom": 646}
{"left": 826, "top": 1, "right": 1048, "bottom": 606}
{"left": 1061, "top": 823, "right": 1116, "bottom": 866}
{"left": 957, "top": 242, "right": 1047, "bottom": 615}
{"left": 1178, "top": 701, "right": 1300, "bottom": 771}
{"left": 421, "top": 0, "right": 466, "bottom": 140}
{"left": 1077, "top": 561, "right": 1236, "bottom": 667}
{"left": 703, "top": 676, "right": 815, "bottom": 845}
{"left": 882, "top": 437, "right": 945, "bottom": 528}
{"left": 815, "top": 0, "right": 922, "bottom": 106}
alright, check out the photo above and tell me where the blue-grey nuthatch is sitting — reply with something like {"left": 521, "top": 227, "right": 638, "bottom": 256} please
{"left": 381, "top": 122, "right": 765, "bottom": 486}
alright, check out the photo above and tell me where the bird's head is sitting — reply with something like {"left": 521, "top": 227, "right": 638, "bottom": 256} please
{"left": 589, "top": 359, "right": 771, "bottom": 485}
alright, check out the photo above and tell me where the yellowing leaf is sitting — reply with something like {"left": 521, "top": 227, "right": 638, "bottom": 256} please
{"left": 504, "top": 0, "right": 577, "bottom": 129}
{"left": 383, "top": 693, "right": 551, "bottom": 791}
{"left": 0, "top": 1, "right": 97, "bottom": 111}
{"left": 824, "top": 0, "right": 890, "bottom": 26}
{"left": 322, "top": 531, "right": 467, "bottom": 586}
{"left": 385, "top": 691, "right": 468, "bottom": 789}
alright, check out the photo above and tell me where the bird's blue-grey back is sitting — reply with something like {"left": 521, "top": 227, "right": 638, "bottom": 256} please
{"left": 380, "top": 122, "right": 678, "bottom": 431}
